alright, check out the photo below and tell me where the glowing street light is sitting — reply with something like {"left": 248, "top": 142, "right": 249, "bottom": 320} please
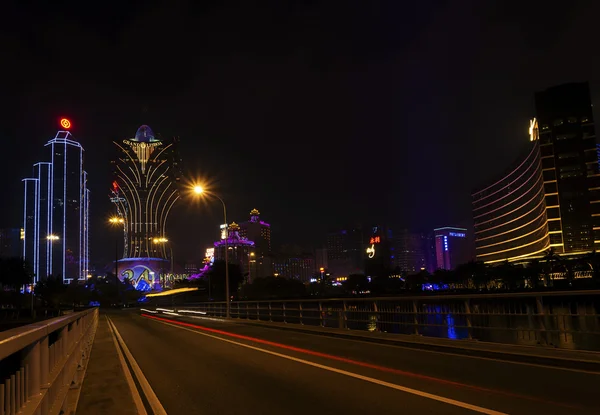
{"left": 153, "top": 237, "right": 173, "bottom": 285}
{"left": 108, "top": 216, "right": 125, "bottom": 303}
{"left": 47, "top": 234, "right": 59, "bottom": 241}
{"left": 191, "top": 183, "right": 230, "bottom": 318}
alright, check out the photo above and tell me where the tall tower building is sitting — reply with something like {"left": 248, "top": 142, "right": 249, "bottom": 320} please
{"left": 535, "top": 82, "right": 599, "bottom": 254}
{"left": 239, "top": 209, "right": 271, "bottom": 255}
{"left": 326, "top": 227, "right": 364, "bottom": 276}
{"left": 473, "top": 82, "right": 598, "bottom": 263}
{"left": 110, "top": 125, "right": 181, "bottom": 261}
{"left": 238, "top": 209, "right": 272, "bottom": 279}
{"left": 22, "top": 120, "right": 90, "bottom": 282}
{"left": 391, "top": 229, "right": 427, "bottom": 274}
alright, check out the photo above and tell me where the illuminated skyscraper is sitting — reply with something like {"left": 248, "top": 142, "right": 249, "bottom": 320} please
{"left": 22, "top": 121, "right": 90, "bottom": 282}
{"left": 110, "top": 125, "right": 181, "bottom": 286}
{"left": 473, "top": 82, "right": 599, "bottom": 263}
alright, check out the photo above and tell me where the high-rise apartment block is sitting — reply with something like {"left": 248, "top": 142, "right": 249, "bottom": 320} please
{"left": 22, "top": 121, "right": 90, "bottom": 282}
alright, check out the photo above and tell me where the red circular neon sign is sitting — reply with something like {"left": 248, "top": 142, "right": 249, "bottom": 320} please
{"left": 60, "top": 118, "right": 71, "bottom": 129}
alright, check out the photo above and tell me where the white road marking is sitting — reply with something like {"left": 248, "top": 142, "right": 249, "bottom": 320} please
{"left": 265, "top": 324, "right": 600, "bottom": 375}
{"left": 151, "top": 318, "right": 508, "bottom": 415}
{"left": 108, "top": 317, "right": 169, "bottom": 415}
{"left": 106, "top": 316, "right": 148, "bottom": 415}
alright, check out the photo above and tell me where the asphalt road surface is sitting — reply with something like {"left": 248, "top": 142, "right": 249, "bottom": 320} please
{"left": 107, "top": 311, "right": 598, "bottom": 415}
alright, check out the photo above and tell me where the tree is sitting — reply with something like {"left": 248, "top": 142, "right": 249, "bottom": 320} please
{"left": 342, "top": 274, "right": 370, "bottom": 295}
{"left": 35, "top": 276, "right": 68, "bottom": 307}
{"left": 454, "top": 261, "right": 489, "bottom": 290}
{"left": 525, "top": 259, "right": 542, "bottom": 288}
{"left": 492, "top": 261, "right": 524, "bottom": 290}
{"left": 0, "top": 257, "right": 34, "bottom": 291}
{"left": 204, "top": 260, "right": 244, "bottom": 300}
{"left": 241, "top": 276, "right": 306, "bottom": 300}
{"left": 405, "top": 270, "right": 430, "bottom": 291}
{"left": 542, "top": 248, "right": 561, "bottom": 287}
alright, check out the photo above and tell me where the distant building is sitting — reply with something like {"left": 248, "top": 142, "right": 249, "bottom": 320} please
{"left": 184, "top": 261, "right": 198, "bottom": 275}
{"left": 272, "top": 253, "right": 314, "bottom": 283}
{"left": 214, "top": 222, "right": 255, "bottom": 282}
{"left": 326, "top": 228, "right": 364, "bottom": 277}
{"left": 434, "top": 227, "right": 469, "bottom": 270}
{"left": 0, "top": 228, "right": 21, "bottom": 258}
{"left": 239, "top": 209, "right": 272, "bottom": 279}
{"left": 391, "top": 229, "right": 426, "bottom": 274}
{"left": 314, "top": 248, "right": 328, "bottom": 272}
{"left": 239, "top": 209, "right": 271, "bottom": 254}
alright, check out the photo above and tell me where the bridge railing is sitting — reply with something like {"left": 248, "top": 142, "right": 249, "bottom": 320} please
{"left": 0, "top": 308, "right": 98, "bottom": 415}
{"left": 177, "top": 291, "right": 600, "bottom": 351}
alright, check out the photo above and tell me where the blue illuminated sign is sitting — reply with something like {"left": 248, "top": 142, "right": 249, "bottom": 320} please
{"left": 449, "top": 232, "right": 466, "bottom": 238}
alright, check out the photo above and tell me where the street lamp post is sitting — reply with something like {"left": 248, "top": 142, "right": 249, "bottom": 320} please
{"left": 109, "top": 217, "right": 124, "bottom": 304}
{"left": 193, "top": 185, "right": 230, "bottom": 318}
{"left": 153, "top": 237, "right": 173, "bottom": 288}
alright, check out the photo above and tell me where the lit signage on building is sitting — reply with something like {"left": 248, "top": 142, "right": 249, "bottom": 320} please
{"left": 449, "top": 232, "right": 466, "bottom": 238}
{"left": 60, "top": 118, "right": 71, "bottom": 129}
{"left": 366, "top": 244, "right": 376, "bottom": 258}
{"left": 220, "top": 223, "right": 228, "bottom": 239}
{"left": 529, "top": 118, "right": 539, "bottom": 142}
{"left": 369, "top": 236, "right": 381, "bottom": 244}
{"left": 444, "top": 236, "right": 449, "bottom": 251}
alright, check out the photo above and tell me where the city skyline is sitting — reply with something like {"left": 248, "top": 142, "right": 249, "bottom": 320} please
{"left": 2, "top": 2, "right": 600, "bottom": 267}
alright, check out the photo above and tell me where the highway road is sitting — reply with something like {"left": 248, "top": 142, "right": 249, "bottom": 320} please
{"left": 107, "top": 311, "right": 598, "bottom": 415}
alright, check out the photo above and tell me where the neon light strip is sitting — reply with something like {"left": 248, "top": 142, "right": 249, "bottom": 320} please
{"left": 474, "top": 176, "right": 545, "bottom": 223}
{"left": 476, "top": 217, "right": 548, "bottom": 250}
{"left": 475, "top": 195, "right": 546, "bottom": 236}
{"left": 483, "top": 244, "right": 550, "bottom": 264}
{"left": 473, "top": 150, "right": 541, "bottom": 210}
{"left": 475, "top": 205, "right": 547, "bottom": 243}
{"left": 472, "top": 143, "right": 538, "bottom": 197}
{"left": 477, "top": 233, "right": 549, "bottom": 257}
{"left": 63, "top": 140, "right": 66, "bottom": 281}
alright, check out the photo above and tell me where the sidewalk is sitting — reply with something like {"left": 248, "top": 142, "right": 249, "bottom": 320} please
{"left": 77, "top": 315, "right": 139, "bottom": 415}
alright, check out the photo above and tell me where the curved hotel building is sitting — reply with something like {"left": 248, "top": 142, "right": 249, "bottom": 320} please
{"left": 473, "top": 82, "right": 599, "bottom": 263}
{"left": 473, "top": 139, "right": 550, "bottom": 263}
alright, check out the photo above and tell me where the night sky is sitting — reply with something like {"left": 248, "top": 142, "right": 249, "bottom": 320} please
{"left": 1, "top": 0, "right": 599, "bottom": 266}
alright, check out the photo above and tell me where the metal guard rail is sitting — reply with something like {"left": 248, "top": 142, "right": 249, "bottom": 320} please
{"left": 172, "top": 291, "right": 600, "bottom": 351}
{"left": 0, "top": 308, "right": 98, "bottom": 415}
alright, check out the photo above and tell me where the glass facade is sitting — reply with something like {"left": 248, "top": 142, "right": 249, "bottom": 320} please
{"left": 22, "top": 131, "right": 89, "bottom": 282}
